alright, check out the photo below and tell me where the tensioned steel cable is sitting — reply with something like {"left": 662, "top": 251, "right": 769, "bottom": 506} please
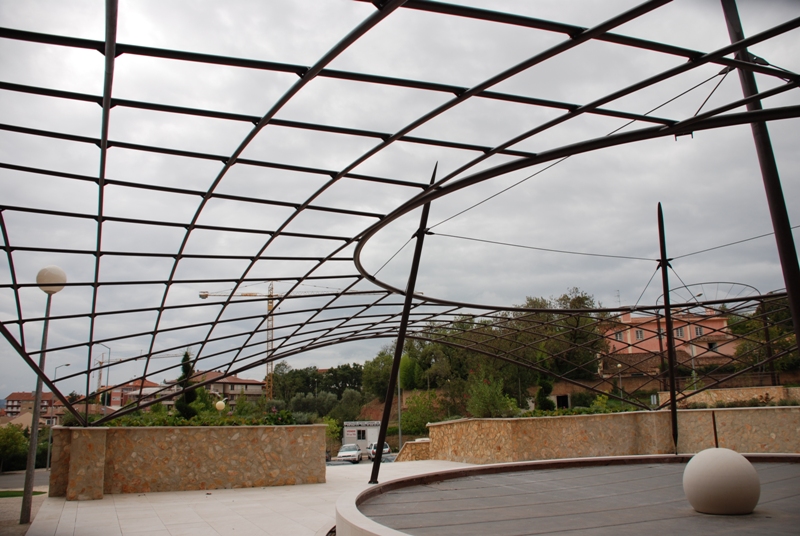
{"left": 674, "top": 224, "right": 800, "bottom": 260}
{"left": 427, "top": 233, "right": 657, "bottom": 262}
{"left": 428, "top": 71, "right": 729, "bottom": 232}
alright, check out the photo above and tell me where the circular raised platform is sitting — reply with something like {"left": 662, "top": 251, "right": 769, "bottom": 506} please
{"left": 337, "top": 455, "right": 800, "bottom": 536}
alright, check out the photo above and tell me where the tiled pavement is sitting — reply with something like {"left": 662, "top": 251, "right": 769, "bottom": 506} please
{"left": 23, "top": 461, "right": 471, "bottom": 536}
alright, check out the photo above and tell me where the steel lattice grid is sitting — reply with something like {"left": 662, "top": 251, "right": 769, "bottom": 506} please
{"left": 0, "top": 0, "right": 798, "bottom": 424}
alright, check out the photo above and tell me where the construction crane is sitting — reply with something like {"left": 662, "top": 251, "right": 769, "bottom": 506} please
{"left": 199, "top": 284, "right": 385, "bottom": 399}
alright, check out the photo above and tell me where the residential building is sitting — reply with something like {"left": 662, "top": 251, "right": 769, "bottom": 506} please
{"left": 187, "top": 370, "right": 266, "bottom": 409}
{"left": 124, "top": 371, "right": 266, "bottom": 411}
{"left": 600, "top": 309, "right": 742, "bottom": 392}
{"left": 3, "top": 391, "right": 59, "bottom": 425}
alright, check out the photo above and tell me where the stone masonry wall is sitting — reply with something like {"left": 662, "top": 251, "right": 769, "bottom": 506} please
{"left": 50, "top": 424, "right": 326, "bottom": 499}
{"left": 426, "top": 407, "right": 799, "bottom": 464}
{"left": 658, "top": 386, "right": 800, "bottom": 407}
{"left": 395, "top": 439, "right": 430, "bottom": 462}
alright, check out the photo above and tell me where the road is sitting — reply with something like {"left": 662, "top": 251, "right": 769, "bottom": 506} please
{"left": 0, "top": 469, "right": 50, "bottom": 490}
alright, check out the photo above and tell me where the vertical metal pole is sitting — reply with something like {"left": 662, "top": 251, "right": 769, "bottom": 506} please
{"left": 760, "top": 300, "right": 777, "bottom": 386}
{"left": 658, "top": 204, "right": 680, "bottom": 454}
{"left": 369, "top": 165, "right": 436, "bottom": 484}
{"left": 46, "top": 426, "right": 52, "bottom": 471}
{"left": 397, "top": 380, "right": 402, "bottom": 452}
{"left": 656, "top": 315, "right": 667, "bottom": 391}
{"left": 20, "top": 294, "right": 52, "bottom": 524}
{"left": 721, "top": 0, "right": 800, "bottom": 341}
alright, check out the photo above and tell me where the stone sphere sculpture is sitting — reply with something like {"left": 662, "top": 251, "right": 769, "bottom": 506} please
{"left": 683, "top": 447, "right": 760, "bottom": 515}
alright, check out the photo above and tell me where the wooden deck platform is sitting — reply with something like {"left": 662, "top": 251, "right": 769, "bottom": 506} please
{"left": 359, "top": 461, "right": 800, "bottom": 535}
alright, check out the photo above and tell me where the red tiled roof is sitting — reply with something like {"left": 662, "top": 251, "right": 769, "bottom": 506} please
{"left": 168, "top": 370, "right": 265, "bottom": 386}
{"left": 4, "top": 392, "right": 56, "bottom": 401}
{"left": 119, "top": 379, "right": 159, "bottom": 389}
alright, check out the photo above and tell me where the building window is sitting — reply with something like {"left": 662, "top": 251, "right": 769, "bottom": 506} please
{"left": 708, "top": 342, "right": 718, "bottom": 351}
{"left": 357, "top": 430, "right": 366, "bottom": 441}
{"left": 614, "top": 332, "right": 624, "bottom": 341}
{"left": 674, "top": 327, "right": 684, "bottom": 338}
{"left": 695, "top": 326, "right": 704, "bottom": 337}
{"left": 635, "top": 329, "right": 644, "bottom": 341}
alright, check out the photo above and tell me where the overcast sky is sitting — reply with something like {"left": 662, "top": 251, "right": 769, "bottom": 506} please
{"left": 1, "top": 0, "right": 798, "bottom": 401}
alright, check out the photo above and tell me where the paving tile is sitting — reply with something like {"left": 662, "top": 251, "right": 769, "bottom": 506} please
{"left": 156, "top": 508, "right": 205, "bottom": 525}
{"left": 118, "top": 514, "right": 168, "bottom": 533}
{"left": 26, "top": 461, "right": 473, "bottom": 536}
{"left": 116, "top": 507, "right": 158, "bottom": 520}
{"left": 165, "top": 522, "right": 221, "bottom": 536}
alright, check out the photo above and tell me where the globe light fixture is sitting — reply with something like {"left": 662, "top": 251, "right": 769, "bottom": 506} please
{"left": 36, "top": 265, "right": 67, "bottom": 294}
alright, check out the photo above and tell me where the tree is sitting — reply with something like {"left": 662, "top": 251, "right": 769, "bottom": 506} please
{"left": 0, "top": 424, "right": 28, "bottom": 473}
{"left": 535, "top": 377, "right": 555, "bottom": 411}
{"left": 734, "top": 297, "right": 798, "bottom": 372}
{"left": 328, "top": 388, "right": 363, "bottom": 423}
{"left": 440, "top": 377, "right": 468, "bottom": 417}
{"left": 363, "top": 347, "right": 394, "bottom": 401}
{"left": 547, "top": 288, "right": 607, "bottom": 380}
{"left": 272, "top": 362, "right": 322, "bottom": 403}
{"left": 322, "top": 416, "right": 341, "bottom": 454}
{"left": 174, "top": 349, "right": 198, "bottom": 420}
{"left": 233, "top": 391, "right": 257, "bottom": 416}
{"left": 466, "top": 367, "right": 518, "bottom": 418}
{"left": 290, "top": 391, "right": 337, "bottom": 416}
{"left": 320, "top": 363, "right": 363, "bottom": 398}
{"left": 401, "top": 390, "right": 443, "bottom": 434}
{"left": 189, "top": 386, "right": 216, "bottom": 414}
{"left": 399, "top": 355, "right": 418, "bottom": 390}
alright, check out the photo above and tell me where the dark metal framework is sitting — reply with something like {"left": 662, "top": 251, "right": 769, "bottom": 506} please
{"left": 1, "top": 0, "right": 798, "bottom": 428}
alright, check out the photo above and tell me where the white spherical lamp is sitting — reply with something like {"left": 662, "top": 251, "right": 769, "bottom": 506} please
{"left": 36, "top": 265, "right": 67, "bottom": 295}
{"left": 683, "top": 448, "right": 760, "bottom": 515}
{"left": 215, "top": 400, "right": 226, "bottom": 411}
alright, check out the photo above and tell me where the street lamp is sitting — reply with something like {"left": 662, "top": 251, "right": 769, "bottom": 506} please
{"left": 616, "top": 363, "right": 623, "bottom": 397}
{"left": 46, "top": 364, "right": 70, "bottom": 472}
{"left": 54, "top": 363, "right": 70, "bottom": 380}
{"left": 99, "top": 343, "right": 111, "bottom": 409}
{"left": 21, "top": 265, "right": 66, "bottom": 524}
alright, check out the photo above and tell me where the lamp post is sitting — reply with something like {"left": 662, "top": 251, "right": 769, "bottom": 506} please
{"left": 99, "top": 343, "right": 111, "bottom": 409}
{"left": 616, "top": 363, "right": 623, "bottom": 397}
{"left": 397, "top": 378, "right": 402, "bottom": 452}
{"left": 46, "top": 363, "right": 70, "bottom": 471}
{"left": 55, "top": 363, "right": 70, "bottom": 380}
{"left": 21, "top": 266, "right": 66, "bottom": 524}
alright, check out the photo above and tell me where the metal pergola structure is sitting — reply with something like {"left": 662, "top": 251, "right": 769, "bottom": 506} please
{"left": 1, "top": 0, "right": 798, "bottom": 461}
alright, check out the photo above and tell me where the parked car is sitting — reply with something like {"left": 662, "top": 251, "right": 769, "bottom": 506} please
{"left": 367, "top": 442, "right": 391, "bottom": 460}
{"left": 337, "top": 443, "right": 362, "bottom": 463}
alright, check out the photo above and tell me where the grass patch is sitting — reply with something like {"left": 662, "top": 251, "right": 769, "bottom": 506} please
{"left": 0, "top": 491, "right": 45, "bottom": 498}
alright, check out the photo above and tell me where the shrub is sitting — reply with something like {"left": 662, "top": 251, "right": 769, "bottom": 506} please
{"left": 466, "top": 369, "right": 518, "bottom": 418}
{"left": 291, "top": 412, "right": 315, "bottom": 424}
{"left": 535, "top": 378, "right": 555, "bottom": 412}
{"left": 571, "top": 391, "right": 597, "bottom": 408}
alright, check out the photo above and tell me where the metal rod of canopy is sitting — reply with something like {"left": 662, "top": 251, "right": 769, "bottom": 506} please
{"left": 369, "top": 164, "right": 436, "bottom": 484}
{"left": 657, "top": 203, "right": 680, "bottom": 453}
{"left": 721, "top": 0, "right": 800, "bottom": 342}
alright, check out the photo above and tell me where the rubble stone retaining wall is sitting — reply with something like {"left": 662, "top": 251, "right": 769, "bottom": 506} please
{"left": 50, "top": 424, "right": 326, "bottom": 500}
{"left": 426, "top": 407, "right": 800, "bottom": 464}
{"left": 395, "top": 438, "right": 430, "bottom": 462}
{"left": 657, "top": 386, "right": 800, "bottom": 407}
